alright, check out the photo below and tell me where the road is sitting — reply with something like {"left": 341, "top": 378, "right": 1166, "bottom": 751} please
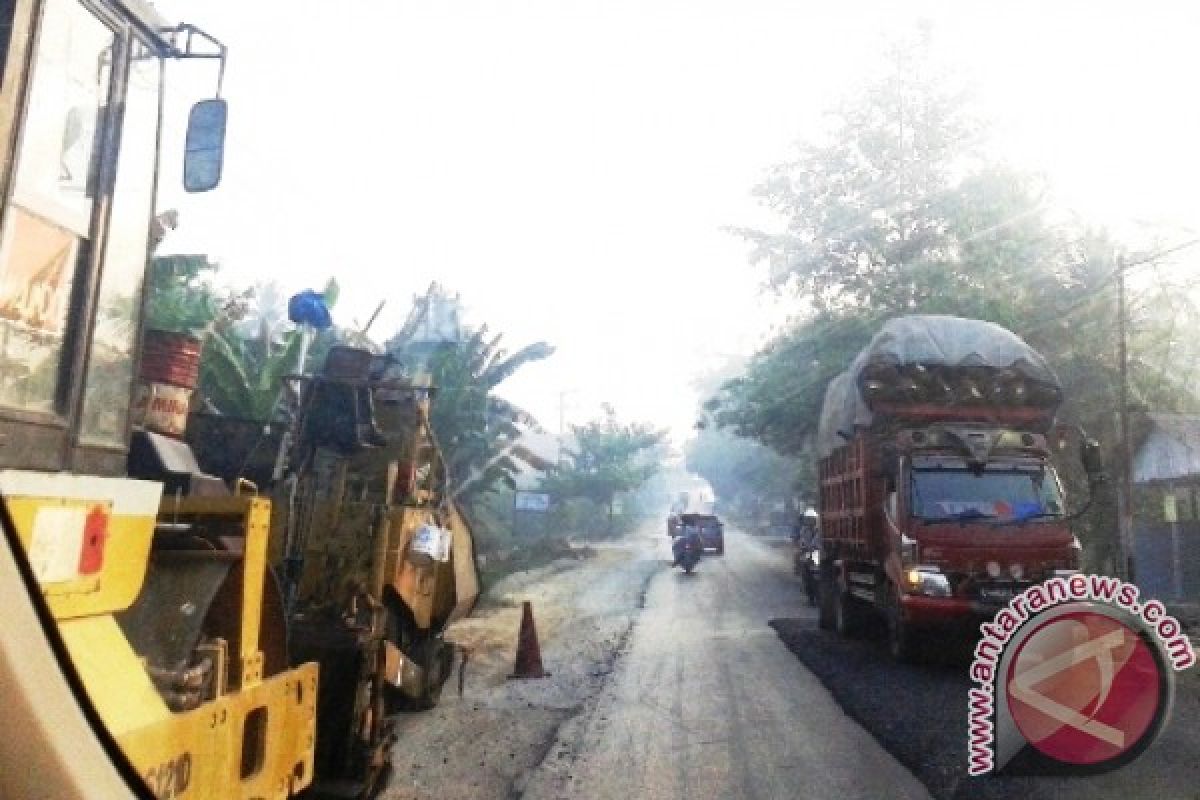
{"left": 772, "top": 577, "right": 1200, "bottom": 800}
{"left": 384, "top": 527, "right": 1200, "bottom": 799}
{"left": 518, "top": 530, "right": 930, "bottom": 800}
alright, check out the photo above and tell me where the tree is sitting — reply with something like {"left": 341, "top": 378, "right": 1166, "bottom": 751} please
{"left": 144, "top": 254, "right": 254, "bottom": 338}
{"left": 710, "top": 34, "right": 1200, "bottom": 571}
{"left": 685, "top": 425, "right": 805, "bottom": 517}
{"left": 542, "top": 405, "right": 667, "bottom": 534}
{"left": 685, "top": 356, "right": 807, "bottom": 516}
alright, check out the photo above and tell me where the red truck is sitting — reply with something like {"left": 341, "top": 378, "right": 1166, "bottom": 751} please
{"left": 815, "top": 316, "right": 1102, "bottom": 660}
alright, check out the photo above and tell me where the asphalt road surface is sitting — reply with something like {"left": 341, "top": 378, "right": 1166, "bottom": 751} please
{"left": 385, "top": 527, "right": 1200, "bottom": 799}
{"left": 772, "top": 582, "right": 1200, "bottom": 800}
{"left": 520, "top": 530, "right": 930, "bottom": 800}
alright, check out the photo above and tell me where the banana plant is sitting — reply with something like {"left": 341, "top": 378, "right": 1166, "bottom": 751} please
{"left": 197, "top": 278, "right": 339, "bottom": 421}
{"left": 385, "top": 283, "right": 555, "bottom": 502}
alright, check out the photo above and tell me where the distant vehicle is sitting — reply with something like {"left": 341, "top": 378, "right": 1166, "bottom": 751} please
{"left": 815, "top": 316, "right": 1102, "bottom": 661}
{"left": 672, "top": 512, "right": 724, "bottom": 555}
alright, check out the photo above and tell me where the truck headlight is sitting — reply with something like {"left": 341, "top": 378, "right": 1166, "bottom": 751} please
{"left": 904, "top": 567, "right": 952, "bottom": 597}
{"left": 811, "top": 550, "right": 820, "bottom": 566}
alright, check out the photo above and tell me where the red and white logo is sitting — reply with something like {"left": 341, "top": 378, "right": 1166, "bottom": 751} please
{"left": 1005, "top": 610, "right": 1165, "bottom": 767}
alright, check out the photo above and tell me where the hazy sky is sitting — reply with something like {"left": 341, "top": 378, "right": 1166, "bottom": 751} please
{"left": 154, "top": 0, "right": 1200, "bottom": 444}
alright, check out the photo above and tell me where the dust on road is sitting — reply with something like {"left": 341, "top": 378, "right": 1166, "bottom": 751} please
{"left": 380, "top": 531, "right": 661, "bottom": 800}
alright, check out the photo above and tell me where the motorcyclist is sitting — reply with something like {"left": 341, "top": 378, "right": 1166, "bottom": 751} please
{"left": 792, "top": 509, "right": 820, "bottom": 603}
{"left": 790, "top": 509, "right": 817, "bottom": 548}
{"left": 671, "top": 517, "right": 703, "bottom": 567}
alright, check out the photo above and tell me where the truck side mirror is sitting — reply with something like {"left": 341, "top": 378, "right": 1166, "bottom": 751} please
{"left": 1081, "top": 438, "right": 1106, "bottom": 484}
{"left": 878, "top": 447, "right": 898, "bottom": 482}
{"left": 183, "top": 98, "right": 227, "bottom": 192}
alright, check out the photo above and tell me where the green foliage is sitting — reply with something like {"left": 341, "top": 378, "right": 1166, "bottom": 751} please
{"left": 385, "top": 284, "right": 556, "bottom": 506}
{"left": 144, "top": 254, "right": 251, "bottom": 336}
{"left": 198, "top": 326, "right": 306, "bottom": 421}
{"left": 685, "top": 425, "right": 806, "bottom": 515}
{"left": 707, "top": 311, "right": 880, "bottom": 454}
{"left": 196, "top": 277, "right": 337, "bottom": 421}
{"left": 542, "top": 405, "right": 667, "bottom": 534}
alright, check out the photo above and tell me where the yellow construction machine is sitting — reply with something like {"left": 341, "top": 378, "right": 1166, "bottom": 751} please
{"left": 181, "top": 345, "right": 482, "bottom": 795}
{"left": 0, "top": 2, "right": 479, "bottom": 798}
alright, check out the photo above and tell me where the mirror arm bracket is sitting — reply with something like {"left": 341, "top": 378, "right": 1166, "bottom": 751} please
{"left": 159, "top": 23, "right": 229, "bottom": 96}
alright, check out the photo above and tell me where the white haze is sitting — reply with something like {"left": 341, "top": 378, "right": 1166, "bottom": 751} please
{"left": 153, "top": 0, "right": 1200, "bottom": 444}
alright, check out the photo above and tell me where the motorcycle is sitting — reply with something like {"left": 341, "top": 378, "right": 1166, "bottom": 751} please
{"left": 672, "top": 524, "right": 703, "bottom": 574}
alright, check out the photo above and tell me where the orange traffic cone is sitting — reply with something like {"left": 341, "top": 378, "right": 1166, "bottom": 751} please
{"left": 509, "top": 600, "right": 549, "bottom": 679}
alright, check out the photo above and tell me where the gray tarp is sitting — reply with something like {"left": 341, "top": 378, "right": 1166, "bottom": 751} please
{"left": 816, "top": 315, "right": 1060, "bottom": 457}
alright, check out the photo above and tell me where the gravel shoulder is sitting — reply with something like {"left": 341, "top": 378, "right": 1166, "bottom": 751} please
{"left": 379, "top": 530, "right": 662, "bottom": 800}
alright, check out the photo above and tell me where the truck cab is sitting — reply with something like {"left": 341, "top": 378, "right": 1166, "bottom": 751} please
{"left": 888, "top": 428, "right": 1077, "bottom": 620}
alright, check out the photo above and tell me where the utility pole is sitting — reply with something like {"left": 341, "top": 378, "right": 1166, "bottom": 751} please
{"left": 557, "top": 389, "right": 579, "bottom": 468}
{"left": 1115, "top": 252, "right": 1135, "bottom": 582}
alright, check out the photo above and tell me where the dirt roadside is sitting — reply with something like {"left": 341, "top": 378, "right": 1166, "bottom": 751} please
{"left": 380, "top": 528, "right": 665, "bottom": 800}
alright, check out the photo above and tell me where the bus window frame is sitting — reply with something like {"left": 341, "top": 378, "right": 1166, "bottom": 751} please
{"left": 0, "top": 0, "right": 161, "bottom": 475}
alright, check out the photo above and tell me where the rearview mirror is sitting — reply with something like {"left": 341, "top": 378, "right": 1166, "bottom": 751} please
{"left": 183, "top": 98, "right": 227, "bottom": 192}
{"left": 1081, "top": 438, "right": 1107, "bottom": 484}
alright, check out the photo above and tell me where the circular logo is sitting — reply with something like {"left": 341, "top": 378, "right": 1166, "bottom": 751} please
{"left": 1005, "top": 609, "right": 1169, "bottom": 768}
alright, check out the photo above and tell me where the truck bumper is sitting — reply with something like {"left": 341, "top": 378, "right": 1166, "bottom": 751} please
{"left": 900, "top": 594, "right": 1019, "bottom": 632}
{"left": 900, "top": 594, "right": 975, "bottom": 626}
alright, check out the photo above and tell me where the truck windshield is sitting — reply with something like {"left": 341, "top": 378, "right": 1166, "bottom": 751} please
{"left": 910, "top": 465, "right": 1064, "bottom": 523}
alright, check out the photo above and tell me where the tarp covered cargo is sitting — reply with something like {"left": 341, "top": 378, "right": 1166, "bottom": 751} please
{"left": 816, "top": 315, "right": 1061, "bottom": 457}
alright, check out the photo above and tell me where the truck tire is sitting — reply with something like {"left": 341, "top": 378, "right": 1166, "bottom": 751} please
{"left": 714, "top": 539, "right": 724, "bottom": 555}
{"left": 886, "top": 587, "right": 921, "bottom": 663}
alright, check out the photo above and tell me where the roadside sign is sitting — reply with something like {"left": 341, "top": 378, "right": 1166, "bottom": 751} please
{"left": 514, "top": 491, "right": 551, "bottom": 512}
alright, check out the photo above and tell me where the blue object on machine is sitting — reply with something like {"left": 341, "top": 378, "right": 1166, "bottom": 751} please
{"left": 288, "top": 289, "right": 333, "bottom": 329}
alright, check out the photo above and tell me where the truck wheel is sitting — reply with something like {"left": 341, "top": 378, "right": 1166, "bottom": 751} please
{"left": 886, "top": 588, "right": 921, "bottom": 663}
{"left": 715, "top": 540, "right": 724, "bottom": 555}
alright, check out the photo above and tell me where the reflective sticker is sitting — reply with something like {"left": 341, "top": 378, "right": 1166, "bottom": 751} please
{"left": 28, "top": 507, "right": 87, "bottom": 583}
{"left": 78, "top": 505, "right": 108, "bottom": 575}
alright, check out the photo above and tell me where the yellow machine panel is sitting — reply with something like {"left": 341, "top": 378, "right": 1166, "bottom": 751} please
{"left": 0, "top": 472, "right": 161, "bottom": 619}
{"left": 1, "top": 471, "right": 317, "bottom": 799}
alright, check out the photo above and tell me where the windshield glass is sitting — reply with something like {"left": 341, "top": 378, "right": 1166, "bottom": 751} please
{"left": 911, "top": 465, "right": 1063, "bottom": 522}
